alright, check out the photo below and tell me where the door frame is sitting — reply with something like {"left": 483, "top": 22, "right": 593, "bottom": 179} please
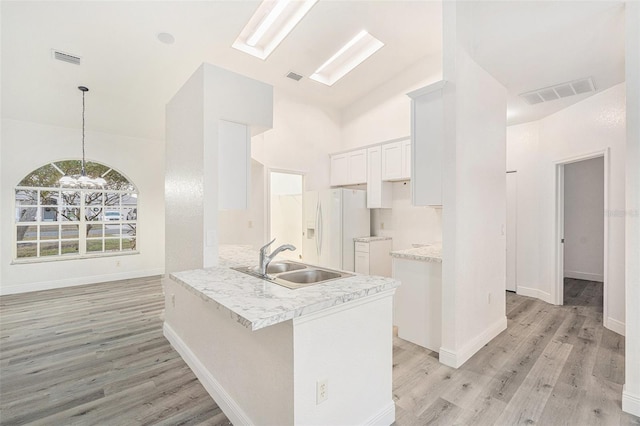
{"left": 266, "top": 168, "right": 305, "bottom": 247}
{"left": 554, "top": 148, "right": 609, "bottom": 322}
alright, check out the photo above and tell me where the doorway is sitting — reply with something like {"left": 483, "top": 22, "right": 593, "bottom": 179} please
{"left": 555, "top": 151, "right": 607, "bottom": 318}
{"left": 268, "top": 170, "right": 303, "bottom": 260}
{"left": 506, "top": 171, "right": 518, "bottom": 292}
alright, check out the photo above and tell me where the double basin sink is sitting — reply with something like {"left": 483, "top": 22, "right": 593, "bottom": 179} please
{"left": 232, "top": 261, "right": 353, "bottom": 290}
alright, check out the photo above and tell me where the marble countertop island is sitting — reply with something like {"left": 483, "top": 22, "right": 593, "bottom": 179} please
{"left": 390, "top": 244, "right": 443, "bottom": 263}
{"left": 169, "top": 245, "right": 400, "bottom": 331}
{"left": 353, "top": 236, "right": 392, "bottom": 243}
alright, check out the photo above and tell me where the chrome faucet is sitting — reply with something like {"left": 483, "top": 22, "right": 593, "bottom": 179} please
{"left": 258, "top": 238, "right": 296, "bottom": 276}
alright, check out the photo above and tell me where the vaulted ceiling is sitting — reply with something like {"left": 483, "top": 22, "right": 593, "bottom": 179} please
{"left": 0, "top": 1, "right": 626, "bottom": 141}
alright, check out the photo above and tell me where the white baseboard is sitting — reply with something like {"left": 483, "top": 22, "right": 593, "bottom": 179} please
{"left": 439, "top": 316, "right": 507, "bottom": 368}
{"left": 605, "top": 317, "right": 626, "bottom": 336}
{"left": 163, "top": 323, "right": 253, "bottom": 426}
{"left": 622, "top": 386, "right": 640, "bottom": 417}
{"left": 564, "top": 270, "right": 604, "bottom": 282}
{"left": 517, "top": 286, "right": 553, "bottom": 304}
{"left": 0, "top": 268, "right": 165, "bottom": 296}
{"left": 363, "top": 401, "right": 396, "bottom": 426}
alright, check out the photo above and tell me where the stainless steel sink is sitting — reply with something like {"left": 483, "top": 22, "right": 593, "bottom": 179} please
{"left": 232, "top": 262, "right": 352, "bottom": 289}
{"left": 277, "top": 269, "right": 341, "bottom": 284}
{"left": 266, "top": 261, "right": 306, "bottom": 274}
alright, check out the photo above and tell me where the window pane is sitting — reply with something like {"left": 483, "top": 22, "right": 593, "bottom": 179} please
{"left": 40, "top": 225, "right": 59, "bottom": 240}
{"left": 41, "top": 207, "right": 59, "bottom": 222}
{"left": 17, "top": 225, "right": 37, "bottom": 241}
{"left": 105, "top": 193, "right": 120, "bottom": 207}
{"left": 15, "top": 190, "right": 38, "bottom": 206}
{"left": 86, "top": 207, "right": 103, "bottom": 221}
{"left": 105, "top": 239, "right": 121, "bottom": 252}
{"left": 60, "top": 207, "right": 80, "bottom": 221}
{"left": 123, "top": 238, "right": 136, "bottom": 251}
{"left": 85, "top": 191, "right": 103, "bottom": 206}
{"left": 41, "top": 190, "right": 60, "bottom": 206}
{"left": 87, "top": 224, "right": 103, "bottom": 238}
{"left": 105, "top": 223, "right": 121, "bottom": 237}
{"left": 61, "top": 240, "right": 79, "bottom": 255}
{"left": 122, "top": 193, "right": 137, "bottom": 207}
{"left": 62, "top": 224, "right": 79, "bottom": 239}
{"left": 62, "top": 191, "right": 81, "bottom": 205}
{"left": 40, "top": 241, "right": 60, "bottom": 257}
{"left": 87, "top": 239, "right": 103, "bottom": 252}
{"left": 103, "top": 209, "right": 121, "bottom": 222}
{"left": 123, "top": 223, "right": 136, "bottom": 237}
{"left": 17, "top": 243, "right": 37, "bottom": 258}
{"left": 16, "top": 207, "right": 37, "bottom": 222}
{"left": 122, "top": 207, "right": 137, "bottom": 221}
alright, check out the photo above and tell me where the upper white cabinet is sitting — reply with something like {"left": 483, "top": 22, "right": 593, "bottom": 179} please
{"left": 331, "top": 149, "right": 367, "bottom": 186}
{"left": 366, "top": 146, "right": 392, "bottom": 209}
{"left": 408, "top": 81, "right": 446, "bottom": 206}
{"left": 381, "top": 139, "right": 411, "bottom": 181}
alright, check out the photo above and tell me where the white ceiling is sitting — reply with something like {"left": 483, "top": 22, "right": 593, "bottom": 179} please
{"left": 0, "top": 1, "right": 627, "bottom": 140}
{"left": 1, "top": 1, "right": 441, "bottom": 141}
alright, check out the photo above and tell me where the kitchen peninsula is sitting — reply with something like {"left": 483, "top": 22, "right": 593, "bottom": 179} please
{"left": 162, "top": 245, "right": 400, "bottom": 425}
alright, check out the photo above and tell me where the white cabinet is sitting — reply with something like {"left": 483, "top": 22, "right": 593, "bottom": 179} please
{"left": 330, "top": 149, "right": 367, "bottom": 186}
{"left": 218, "top": 120, "right": 250, "bottom": 210}
{"left": 354, "top": 238, "right": 392, "bottom": 277}
{"left": 381, "top": 139, "right": 411, "bottom": 181}
{"left": 366, "top": 146, "right": 392, "bottom": 209}
{"left": 408, "top": 81, "right": 445, "bottom": 206}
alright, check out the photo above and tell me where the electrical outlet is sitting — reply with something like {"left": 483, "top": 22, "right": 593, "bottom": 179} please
{"left": 380, "top": 222, "right": 385, "bottom": 230}
{"left": 171, "top": 294, "right": 176, "bottom": 308}
{"left": 248, "top": 220, "right": 253, "bottom": 228}
{"left": 116, "top": 260, "right": 121, "bottom": 267}
{"left": 316, "top": 378, "right": 328, "bottom": 404}
{"left": 488, "top": 293, "right": 492, "bottom": 304}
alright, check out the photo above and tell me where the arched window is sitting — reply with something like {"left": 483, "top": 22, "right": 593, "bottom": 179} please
{"left": 14, "top": 160, "right": 138, "bottom": 261}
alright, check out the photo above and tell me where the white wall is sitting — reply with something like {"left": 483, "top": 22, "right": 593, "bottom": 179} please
{"left": 371, "top": 182, "right": 442, "bottom": 251}
{"left": 218, "top": 160, "right": 266, "bottom": 249}
{"left": 0, "top": 119, "right": 165, "bottom": 294}
{"left": 165, "top": 63, "right": 273, "bottom": 274}
{"left": 623, "top": 0, "right": 640, "bottom": 417}
{"left": 563, "top": 157, "right": 604, "bottom": 282}
{"left": 251, "top": 89, "right": 342, "bottom": 193}
{"left": 506, "top": 83, "right": 626, "bottom": 334}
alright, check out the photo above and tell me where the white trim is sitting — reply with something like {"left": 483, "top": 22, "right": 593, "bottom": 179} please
{"left": 0, "top": 269, "right": 164, "bottom": 295}
{"left": 293, "top": 289, "right": 396, "bottom": 326}
{"left": 622, "top": 387, "right": 640, "bottom": 417}
{"left": 438, "top": 316, "right": 507, "bottom": 368}
{"left": 517, "top": 286, "right": 553, "bottom": 304}
{"left": 363, "top": 401, "right": 396, "bottom": 426}
{"left": 407, "top": 80, "right": 447, "bottom": 99}
{"left": 563, "top": 271, "right": 604, "bottom": 282}
{"left": 163, "top": 322, "right": 254, "bottom": 426}
{"left": 605, "top": 317, "right": 626, "bottom": 336}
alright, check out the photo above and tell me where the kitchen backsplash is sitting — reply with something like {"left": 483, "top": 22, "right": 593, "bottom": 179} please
{"left": 370, "top": 181, "right": 442, "bottom": 251}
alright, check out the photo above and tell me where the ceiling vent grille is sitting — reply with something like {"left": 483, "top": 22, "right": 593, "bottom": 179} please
{"left": 286, "top": 71, "right": 303, "bottom": 82}
{"left": 52, "top": 49, "right": 81, "bottom": 65}
{"left": 520, "top": 77, "right": 595, "bottom": 105}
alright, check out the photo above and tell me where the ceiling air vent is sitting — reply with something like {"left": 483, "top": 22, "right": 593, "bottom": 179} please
{"left": 520, "top": 77, "right": 595, "bottom": 105}
{"left": 286, "top": 71, "right": 303, "bottom": 82}
{"left": 52, "top": 49, "right": 81, "bottom": 65}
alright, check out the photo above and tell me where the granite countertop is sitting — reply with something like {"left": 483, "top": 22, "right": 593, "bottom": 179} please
{"left": 169, "top": 245, "right": 400, "bottom": 331}
{"left": 353, "top": 236, "right": 392, "bottom": 243}
{"left": 390, "top": 244, "right": 442, "bottom": 263}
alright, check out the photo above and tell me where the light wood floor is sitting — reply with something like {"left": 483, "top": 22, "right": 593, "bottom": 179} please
{"left": 1, "top": 277, "right": 638, "bottom": 425}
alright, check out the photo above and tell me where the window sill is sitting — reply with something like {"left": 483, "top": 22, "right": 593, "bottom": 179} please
{"left": 11, "top": 251, "right": 140, "bottom": 265}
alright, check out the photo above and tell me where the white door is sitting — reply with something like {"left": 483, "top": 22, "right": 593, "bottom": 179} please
{"left": 506, "top": 172, "right": 517, "bottom": 292}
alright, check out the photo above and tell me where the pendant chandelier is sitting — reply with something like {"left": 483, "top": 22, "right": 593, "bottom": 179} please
{"left": 59, "top": 86, "right": 106, "bottom": 188}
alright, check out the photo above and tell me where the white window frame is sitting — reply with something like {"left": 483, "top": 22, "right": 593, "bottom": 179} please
{"left": 13, "top": 186, "right": 138, "bottom": 263}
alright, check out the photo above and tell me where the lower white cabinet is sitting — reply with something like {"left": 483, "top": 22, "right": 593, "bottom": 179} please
{"left": 354, "top": 238, "right": 392, "bottom": 277}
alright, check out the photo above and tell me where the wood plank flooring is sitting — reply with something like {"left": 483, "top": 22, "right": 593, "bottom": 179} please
{"left": 1, "top": 277, "right": 638, "bottom": 425}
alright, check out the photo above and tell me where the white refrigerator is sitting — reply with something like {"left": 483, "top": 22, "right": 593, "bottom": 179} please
{"left": 302, "top": 188, "right": 370, "bottom": 271}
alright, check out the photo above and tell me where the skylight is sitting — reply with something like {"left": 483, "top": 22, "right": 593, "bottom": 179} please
{"left": 232, "top": 0, "right": 318, "bottom": 60}
{"left": 310, "top": 30, "right": 384, "bottom": 86}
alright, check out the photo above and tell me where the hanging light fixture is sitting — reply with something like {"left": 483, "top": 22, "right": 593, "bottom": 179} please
{"left": 59, "top": 86, "right": 106, "bottom": 188}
